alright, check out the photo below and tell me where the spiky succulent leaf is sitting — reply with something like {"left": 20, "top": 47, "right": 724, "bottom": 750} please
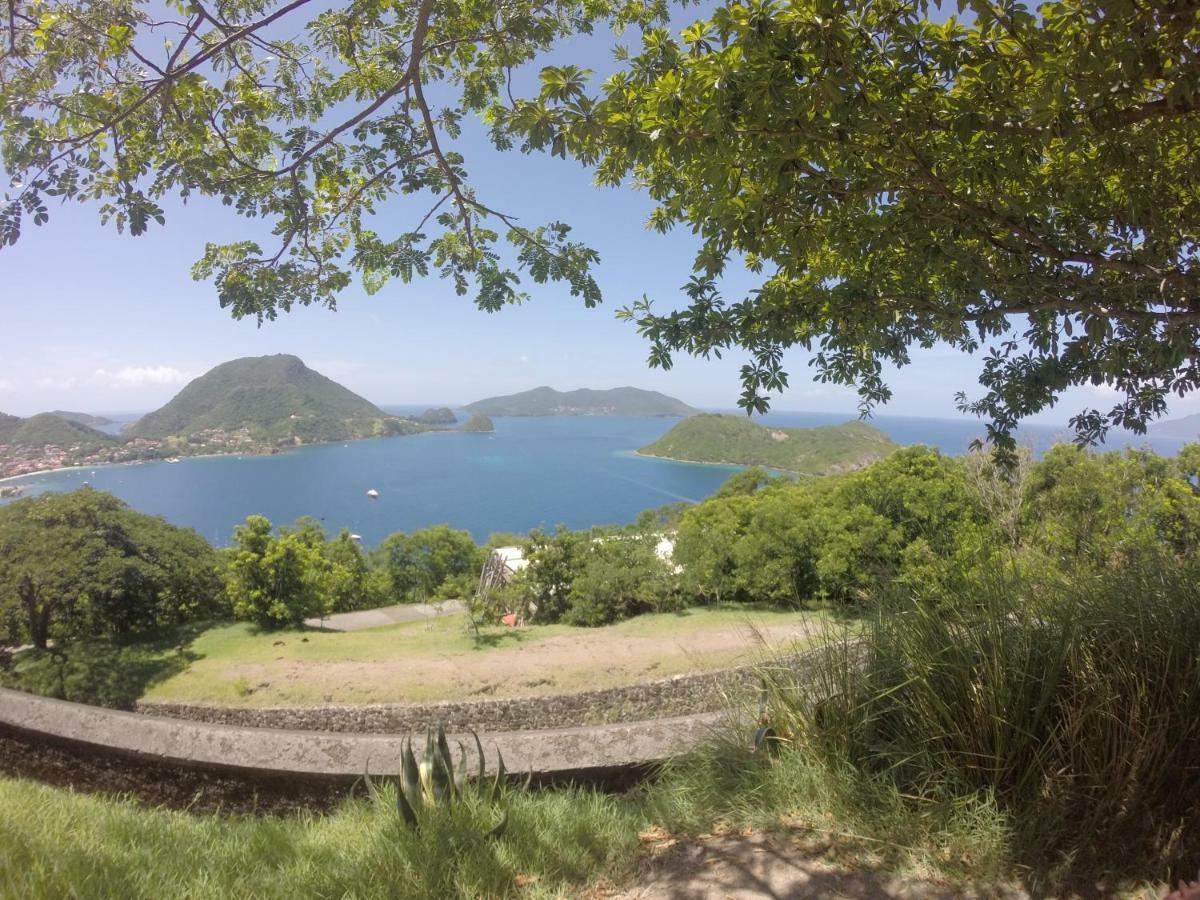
{"left": 486, "top": 809, "right": 509, "bottom": 841}
{"left": 471, "top": 729, "right": 487, "bottom": 781}
{"left": 436, "top": 725, "right": 454, "bottom": 786}
{"left": 454, "top": 741, "right": 468, "bottom": 796}
{"left": 491, "top": 748, "right": 507, "bottom": 802}
{"left": 431, "top": 740, "right": 453, "bottom": 805}
{"left": 419, "top": 727, "right": 436, "bottom": 803}
{"left": 401, "top": 738, "right": 422, "bottom": 811}
{"left": 396, "top": 778, "right": 419, "bottom": 828}
{"left": 362, "top": 760, "right": 381, "bottom": 804}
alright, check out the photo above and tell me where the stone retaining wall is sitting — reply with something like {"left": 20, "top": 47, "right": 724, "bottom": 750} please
{"left": 136, "top": 662, "right": 773, "bottom": 733}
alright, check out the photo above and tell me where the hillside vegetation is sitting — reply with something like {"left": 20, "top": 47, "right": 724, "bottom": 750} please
{"left": 0, "top": 412, "right": 114, "bottom": 449}
{"left": 466, "top": 386, "right": 696, "bottom": 417}
{"left": 0, "top": 412, "right": 21, "bottom": 438}
{"left": 48, "top": 410, "right": 114, "bottom": 428}
{"left": 1151, "top": 412, "right": 1200, "bottom": 439}
{"left": 126, "top": 355, "right": 416, "bottom": 444}
{"left": 415, "top": 407, "right": 457, "bottom": 425}
{"left": 460, "top": 413, "right": 494, "bottom": 432}
{"left": 639, "top": 414, "right": 896, "bottom": 473}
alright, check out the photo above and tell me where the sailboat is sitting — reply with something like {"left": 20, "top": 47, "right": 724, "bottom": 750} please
{"left": 366, "top": 488, "right": 379, "bottom": 499}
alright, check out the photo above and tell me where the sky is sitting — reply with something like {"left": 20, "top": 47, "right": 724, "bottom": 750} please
{"left": 1, "top": 6, "right": 1189, "bottom": 426}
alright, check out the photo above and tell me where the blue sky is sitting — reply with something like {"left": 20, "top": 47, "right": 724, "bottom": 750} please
{"left": 1, "top": 7, "right": 1187, "bottom": 426}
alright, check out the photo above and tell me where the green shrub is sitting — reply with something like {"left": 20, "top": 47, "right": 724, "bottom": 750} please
{"left": 564, "top": 535, "right": 679, "bottom": 626}
{"left": 225, "top": 516, "right": 332, "bottom": 628}
{"left": 374, "top": 525, "right": 483, "bottom": 604}
{"left": 760, "top": 556, "right": 1200, "bottom": 886}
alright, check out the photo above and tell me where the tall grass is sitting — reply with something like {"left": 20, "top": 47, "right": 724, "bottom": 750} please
{"left": 758, "top": 555, "right": 1200, "bottom": 888}
{"left": 0, "top": 778, "right": 641, "bottom": 899}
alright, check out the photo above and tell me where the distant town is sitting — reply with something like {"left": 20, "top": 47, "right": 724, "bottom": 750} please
{"left": 0, "top": 427, "right": 291, "bottom": 483}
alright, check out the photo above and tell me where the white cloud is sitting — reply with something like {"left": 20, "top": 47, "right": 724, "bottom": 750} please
{"left": 518, "top": 354, "right": 530, "bottom": 364}
{"left": 35, "top": 376, "right": 78, "bottom": 390}
{"left": 92, "top": 366, "right": 193, "bottom": 388}
{"left": 0, "top": 378, "right": 14, "bottom": 393}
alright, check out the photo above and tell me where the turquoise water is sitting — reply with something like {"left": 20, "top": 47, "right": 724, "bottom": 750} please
{"left": 3, "top": 411, "right": 1190, "bottom": 547}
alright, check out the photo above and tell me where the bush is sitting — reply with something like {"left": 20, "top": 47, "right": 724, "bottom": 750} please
{"left": 761, "top": 556, "right": 1200, "bottom": 886}
{"left": 374, "top": 525, "right": 483, "bottom": 604}
{"left": 225, "top": 516, "right": 332, "bottom": 628}
{"left": 563, "top": 536, "right": 679, "bottom": 626}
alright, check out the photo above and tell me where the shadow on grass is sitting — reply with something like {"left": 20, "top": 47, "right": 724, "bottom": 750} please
{"left": 0, "top": 622, "right": 210, "bottom": 710}
{"left": 469, "top": 629, "right": 534, "bottom": 650}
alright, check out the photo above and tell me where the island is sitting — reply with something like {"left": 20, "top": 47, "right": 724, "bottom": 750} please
{"left": 1, "top": 355, "right": 461, "bottom": 479}
{"left": 1149, "top": 412, "right": 1200, "bottom": 440}
{"left": 460, "top": 413, "right": 495, "bottom": 432}
{"left": 465, "top": 386, "right": 697, "bottom": 417}
{"left": 638, "top": 414, "right": 898, "bottom": 474}
{"left": 415, "top": 407, "right": 458, "bottom": 425}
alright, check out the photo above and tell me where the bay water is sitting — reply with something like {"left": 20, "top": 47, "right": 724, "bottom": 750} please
{"left": 2, "top": 409, "right": 1192, "bottom": 546}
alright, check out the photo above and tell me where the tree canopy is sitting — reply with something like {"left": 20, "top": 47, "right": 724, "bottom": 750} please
{"left": 4, "top": 0, "right": 1199, "bottom": 446}
{"left": 0, "top": 488, "right": 224, "bottom": 647}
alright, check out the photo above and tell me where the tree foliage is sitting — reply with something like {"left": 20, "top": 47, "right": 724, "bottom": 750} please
{"left": 6, "top": 1, "right": 1199, "bottom": 441}
{"left": 0, "top": 488, "right": 223, "bottom": 647}
{"left": 225, "top": 514, "right": 332, "bottom": 627}
{"left": 0, "top": 0, "right": 669, "bottom": 317}
{"left": 373, "top": 523, "right": 483, "bottom": 603}
{"left": 507, "top": 0, "right": 1200, "bottom": 447}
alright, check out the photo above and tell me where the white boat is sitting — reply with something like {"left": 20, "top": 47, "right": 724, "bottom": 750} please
{"left": 366, "top": 489, "right": 379, "bottom": 499}
{"left": 350, "top": 534, "right": 363, "bottom": 542}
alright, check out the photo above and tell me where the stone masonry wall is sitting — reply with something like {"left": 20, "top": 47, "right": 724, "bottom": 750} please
{"left": 136, "top": 662, "right": 779, "bottom": 733}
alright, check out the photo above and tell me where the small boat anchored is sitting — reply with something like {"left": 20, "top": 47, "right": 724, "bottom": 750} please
{"left": 366, "top": 488, "right": 379, "bottom": 499}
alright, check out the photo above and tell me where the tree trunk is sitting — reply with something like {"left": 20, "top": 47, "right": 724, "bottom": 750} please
{"left": 18, "top": 574, "right": 51, "bottom": 650}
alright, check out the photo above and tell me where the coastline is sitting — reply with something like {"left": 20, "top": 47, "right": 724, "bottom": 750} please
{"left": 631, "top": 448, "right": 761, "bottom": 471}
{"left": 0, "top": 425, "right": 465, "bottom": 488}
{"left": 631, "top": 448, "right": 869, "bottom": 477}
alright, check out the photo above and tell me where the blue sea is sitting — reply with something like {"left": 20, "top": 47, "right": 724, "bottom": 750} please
{"left": 2, "top": 409, "right": 1192, "bottom": 547}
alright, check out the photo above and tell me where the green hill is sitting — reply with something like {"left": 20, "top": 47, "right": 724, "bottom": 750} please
{"left": 0, "top": 412, "right": 20, "bottom": 441}
{"left": 1, "top": 413, "right": 115, "bottom": 449}
{"left": 126, "top": 355, "right": 417, "bottom": 444}
{"left": 415, "top": 407, "right": 458, "bottom": 425}
{"left": 460, "top": 414, "right": 494, "bottom": 432}
{"left": 639, "top": 414, "right": 898, "bottom": 473}
{"left": 1150, "top": 412, "right": 1200, "bottom": 440}
{"left": 465, "top": 386, "right": 696, "bottom": 417}
{"left": 49, "top": 410, "right": 114, "bottom": 428}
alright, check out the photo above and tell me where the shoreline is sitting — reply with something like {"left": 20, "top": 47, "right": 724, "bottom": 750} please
{"left": 0, "top": 425, "right": 467, "bottom": 488}
{"left": 630, "top": 448, "right": 798, "bottom": 474}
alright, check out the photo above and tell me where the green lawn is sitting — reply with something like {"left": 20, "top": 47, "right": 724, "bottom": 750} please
{"left": 140, "top": 607, "right": 829, "bottom": 707}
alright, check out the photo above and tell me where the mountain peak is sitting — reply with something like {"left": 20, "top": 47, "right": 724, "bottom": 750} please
{"left": 125, "top": 355, "right": 404, "bottom": 443}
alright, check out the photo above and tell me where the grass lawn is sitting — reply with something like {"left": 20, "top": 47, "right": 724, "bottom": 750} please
{"left": 141, "top": 607, "right": 830, "bottom": 707}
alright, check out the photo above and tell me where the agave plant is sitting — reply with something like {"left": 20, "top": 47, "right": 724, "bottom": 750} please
{"left": 364, "top": 724, "right": 512, "bottom": 838}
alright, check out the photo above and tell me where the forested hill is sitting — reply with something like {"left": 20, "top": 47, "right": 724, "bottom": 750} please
{"left": 1150, "top": 413, "right": 1200, "bottom": 440}
{"left": 639, "top": 414, "right": 897, "bottom": 473}
{"left": 49, "top": 411, "right": 115, "bottom": 428}
{"left": 0, "top": 412, "right": 115, "bottom": 448}
{"left": 465, "top": 386, "right": 696, "bottom": 417}
{"left": 125, "top": 355, "right": 416, "bottom": 443}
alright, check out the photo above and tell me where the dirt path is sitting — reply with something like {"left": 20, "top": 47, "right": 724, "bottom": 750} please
{"left": 602, "top": 831, "right": 1029, "bottom": 900}
{"left": 303, "top": 599, "right": 465, "bottom": 631}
